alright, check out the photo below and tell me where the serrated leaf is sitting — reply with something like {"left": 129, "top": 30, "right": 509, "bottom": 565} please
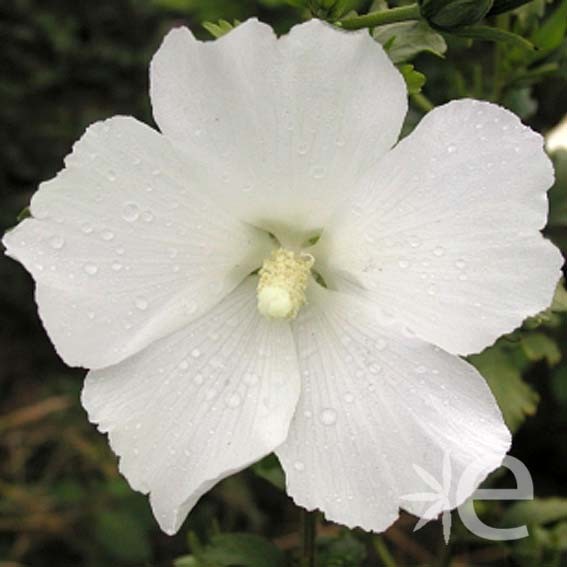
{"left": 470, "top": 346, "right": 539, "bottom": 431}
{"left": 195, "top": 533, "right": 285, "bottom": 567}
{"left": 502, "top": 498, "right": 567, "bottom": 528}
{"left": 397, "top": 64, "right": 426, "bottom": 94}
{"left": 373, "top": 21, "right": 447, "bottom": 63}
{"left": 521, "top": 333, "right": 561, "bottom": 366}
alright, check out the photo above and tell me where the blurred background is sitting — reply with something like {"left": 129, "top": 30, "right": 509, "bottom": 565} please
{"left": 1, "top": 1, "right": 566, "bottom": 566}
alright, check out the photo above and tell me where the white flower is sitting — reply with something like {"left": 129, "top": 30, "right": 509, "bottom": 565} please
{"left": 3, "top": 19, "right": 562, "bottom": 536}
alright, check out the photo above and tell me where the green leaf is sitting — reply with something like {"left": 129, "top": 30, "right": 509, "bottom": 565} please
{"left": 195, "top": 533, "right": 285, "bottom": 567}
{"left": 502, "top": 498, "right": 567, "bottom": 528}
{"left": 551, "top": 365, "right": 567, "bottom": 405}
{"left": 319, "top": 531, "right": 367, "bottom": 566}
{"left": 252, "top": 453, "right": 286, "bottom": 490}
{"left": 373, "top": 21, "right": 447, "bottom": 63}
{"left": 521, "top": 333, "right": 561, "bottom": 366}
{"left": 202, "top": 19, "right": 240, "bottom": 39}
{"left": 16, "top": 206, "right": 31, "bottom": 222}
{"left": 531, "top": 0, "right": 567, "bottom": 53}
{"left": 94, "top": 509, "right": 152, "bottom": 563}
{"left": 489, "top": 0, "right": 535, "bottom": 15}
{"left": 469, "top": 346, "right": 539, "bottom": 431}
{"left": 502, "top": 87, "right": 538, "bottom": 119}
{"left": 397, "top": 64, "right": 426, "bottom": 94}
{"left": 418, "top": 0, "right": 493, "bottom": 30}
{"left": 451, "top": 25, "right": 534, "bottom": 50}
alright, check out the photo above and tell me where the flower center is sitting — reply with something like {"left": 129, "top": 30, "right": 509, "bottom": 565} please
{"left": 257, "top": 248, "right": 314, "bottom": 320}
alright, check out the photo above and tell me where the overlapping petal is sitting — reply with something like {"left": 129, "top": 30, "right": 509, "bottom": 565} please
{"left": 150, "top": 19, "right": 407, "bottom": 243}
{"left": 315, "top": 100, "right": 562, "bottom": 355}
{"left": 82, "top": 279, "right": 300, "bottom": 534}
{"left": 3, "top": 117, "right": 271, "bottom": 369}
{"left": 277, "top": 284, "right": 510, "bottom": 532}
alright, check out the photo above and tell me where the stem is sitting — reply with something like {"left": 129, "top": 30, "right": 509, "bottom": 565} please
{"left": 411, "top": 92, "right": 434, "bottom": 113}
{"left": 338, "top": 3, "right": 421, "bottom": 30}
{"left": 301, "top": 508, "right": 317, "bottom": 567}
{"left": 373, "top": 536, "right": 397, "bottom": 567}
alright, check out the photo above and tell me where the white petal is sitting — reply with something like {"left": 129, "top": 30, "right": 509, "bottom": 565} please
{"left": 316, "top": 99, "right": 562, "bottom": 355}
{"left": 150, "top": 19, "right": 407, "bottom": 242}
{"left": 3, "top": 117, "right": 271, "bottom": 369}
{"left": 276, "top": 285, "right": 510, "bottom": 532}
{"left": 82, "top": 279, "right": 300, "bottom": 535}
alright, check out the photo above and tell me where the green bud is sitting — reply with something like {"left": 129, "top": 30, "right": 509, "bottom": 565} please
{"left": 418, "top": 0, "right": 494, "bottom": 30}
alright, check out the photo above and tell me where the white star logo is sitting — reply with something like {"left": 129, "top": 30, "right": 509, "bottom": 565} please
{"left": 401, "top": 450, "right": 454, "bottom": 543}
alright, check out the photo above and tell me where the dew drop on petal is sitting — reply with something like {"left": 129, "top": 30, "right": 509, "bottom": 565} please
{"left": 178, "top": 360, "right": 189, "bottom": 371}
{"left": 84, "top": 263, "right": 98, "bottom": 275}
{"left": 398, "top": 259, "right": 409, "bottom": 269}
{"left": 319, "top": 408, "right": 337, "bottom": 426}
{"left": 311, "top": 165, "right": 326, "bottom": 179}
{"left": 111, "top": 262, "right": 123, "bottom": 271}
{"left": 122, "top": 202, "right": 140, "bottom": 222}
{"left": 433, "top": 246, "right": 445, "bottom": 257}
{"left": 101, "top": 230, "right": 115, "bottom": 241}
{"left": 81, "top": 223, "right": 94, "bottom": 234}
{"left": 226, "top": 393, "right": 241, "bottom": 408}
{"left": 135, "top": 297, "right": 148, "bottom": 311}
{"left": 49, "top": 235, "right": 65, "bottom": 249}
{"left": 455, "top": 259, "right": 466, "bottom": 269}
{"left": 293, "top": 461, "right": 305, "bottom": 472}
{"left": 344, "top": 392, "right": 354, "bottom": 403}
{"left": 191, "top": 348, "right": 201, "bottom": 358}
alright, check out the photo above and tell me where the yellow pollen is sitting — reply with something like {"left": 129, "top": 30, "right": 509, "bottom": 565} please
{"left": 257, "top": 248, "right": 314, "bottom": 320}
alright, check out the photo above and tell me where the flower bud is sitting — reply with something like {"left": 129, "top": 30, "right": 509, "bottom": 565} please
{"left": 418, "top": 0, "right": 494, "bottom": 30}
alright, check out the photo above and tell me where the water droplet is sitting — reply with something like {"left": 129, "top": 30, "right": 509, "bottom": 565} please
{"left": 320, "top": 408, "right": 337, "bottom": 426}
{"left": 101, "top": 230, "right": 114, "bottom": 241}
{"left": 81, "top": 223, "right": 94, "bottom": 234}
{"left": 294, "top": 460, "right": 305, "bottom": 471}
{"left": 447, "top": 145, "right": 457, "bottom": 153}
{"left": 116, "top": 247, "right": 125, "bottom": 255}
{"left": 311, "top": 165, "right": 326, "bottom": 179}
{"left": 135, "top": 297, "right": 148, "bottom": 311}
{"left": 178, "top": 360, "right": 189, "bottom": 370}
{"left": 458, "top": 273, "right": 468, "bottom": 281}
{"left": 152, "top": 168, "right": 161, "bottom": 176}
{"left": 111, "top": 261, "right": 123, "bottom": 271}
{"left": 297, "top": 143, "right": 308, "bottom": 155}
{"left": 427, "top": 283, "right": 437, "bottom": 296}
{"left": 415, "top": 365, "right": 427, "bottom": 374}
{"left": 84, "top": 263, "right": 98, "bottom": 275}
{"left": 398, "top": 259, "right": 409, "bottom": 269}
{"left": 226, "top": 393, "right": 241, "bottom": 408}
{"left": 142, "top": 210, "right": 154, "bottom": 222}
{"left": 122, "top": 202, "right": 140, "bottom": 222}
{"left": 191, "top": 348, "right": 201, "bottom": 358}
{"left": 369, "top": 363, "right": 382, "bottom": 374}
{"left": 408, "top": 235, "right": 422, "bottom": 248}
{"left": 433, "top": 246, "right": 445, "bottom": 257}
{"left": 344, "top": 392, "right": 354, "bottom": 403}
{"left": 455, "top": 259, "right": 466, "bottom": 269}
{"left": 107, "top": 170, "right": 117, "bottom": 182}
{"left": 49, "top": 235, "right": 64, "bottom": 249}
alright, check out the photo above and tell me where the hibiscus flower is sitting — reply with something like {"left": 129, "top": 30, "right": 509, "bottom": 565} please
{"left": 3, "top": 19, "right": 561, "bottom": 535}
